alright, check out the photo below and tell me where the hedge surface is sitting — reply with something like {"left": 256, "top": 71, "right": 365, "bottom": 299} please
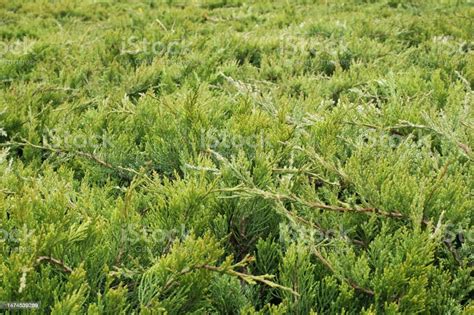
{"left": 0, "top": 0, "right": 473, "bottom": 314}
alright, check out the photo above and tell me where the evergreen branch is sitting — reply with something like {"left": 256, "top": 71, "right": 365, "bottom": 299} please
{"left": 2, "top": 139, "right": 152, "bottom": 181}
{"left": 159, "top": 255, "right": 299, "bottom": 297}
{"left": 274, "top": 200, "right": 366, "bottom": 246}
{"left": 200, "top": 255, "right": 300, "bottom": 296}
{"left": 0, "top": 188, "right": 15, "bottom": 195}
{"left": 292, "top": 145, "right": 350, "bottom": 182}
{"left": 115, "top": 176, "right": 143, "bottom": 266}
{"left": 216, "top": 186, "right": 406, "bottom": 220}
{"left": 203, "top": 264, "right": 300, "bottom": 295}
{"left": 275, "top": 199, "right": 374, "bottom": 295}
{"left": 423, "top": 160, "right": 451, "bottom": 217}
{"left": 184, "top": 163, "right": 220, "bottom": 173}
{"left": 184, "top": 162, "right": 340, "bottom": 187}
{"left": 206, "top": 149, "right": 254, "bottom": 186}
{"left": 443, "top": 239, "right": 463, "bottom": 266}
{"left": 430, "top": 211, "right": 463, "bottom": 266}
{"left": 454, "top": 70, "right": 471, "bottom": 90}
{"left": 345, "top": 120, "right": 472, "bottom": 158}
{"left": 154, "top": 17, "right": 169, "bottom": 32}
{"left": 272, "top": 167, "right": 340, "bottom": 186}
{"left": 392, "top": 121, "right": 472, "bottom": 156}
{"left": 36, "top": 256, "right": 72, "bottom": 274}
{"left": 311, "top": 247, "right": 375, "bottom": 296}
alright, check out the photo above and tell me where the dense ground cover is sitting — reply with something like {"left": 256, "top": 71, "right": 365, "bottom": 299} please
{"left": 0, "top": 0, "right": 473, "bottom": 313}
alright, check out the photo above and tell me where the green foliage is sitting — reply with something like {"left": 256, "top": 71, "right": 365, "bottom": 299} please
{"left": 138, "top": 233, "right": 224, "bottom": 312}
{"left": 0, "top": 0, "right": 473, "bottom": 313}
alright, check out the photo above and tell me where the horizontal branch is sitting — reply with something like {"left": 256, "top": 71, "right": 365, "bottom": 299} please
{"left": 159, "top": 255, "right": 299, "bottom": 297}
{"left": 201, "top": 263, "right": 299, "bottom": 296}
{"left": 216, "top": 186, "right": 406, "bottom": 220}
{"left": 2, "top": 139, "right": 151, "bottom": 182}
{"left": 344, "top": 120, "right": 472, "bottom": 158}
